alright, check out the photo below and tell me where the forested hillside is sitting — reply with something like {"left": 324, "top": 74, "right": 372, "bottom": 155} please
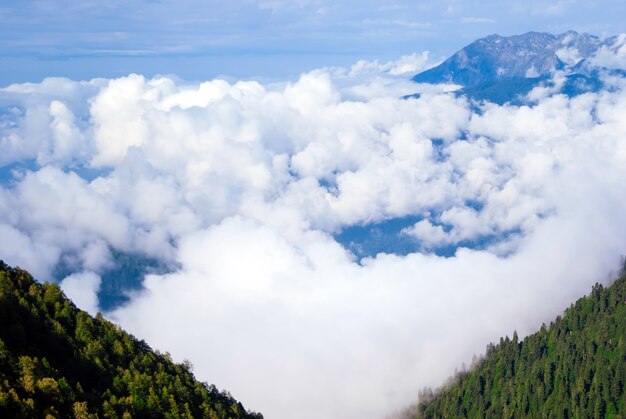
{"left": 416, "top": 271, "right": 626, "bottom": 418}
{"left": 0, "top": 261, "right": 262, "bottom": 418}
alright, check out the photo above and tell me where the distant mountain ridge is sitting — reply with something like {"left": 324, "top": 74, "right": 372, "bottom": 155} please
{"left": 414, "top": 31, "right": 600, "bottom": 85}
{"left": 412, "top": 31, "right": 626, "bottom": 104}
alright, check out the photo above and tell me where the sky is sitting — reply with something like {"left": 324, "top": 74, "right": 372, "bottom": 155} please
{"left": 2, "top": 2, "right": 626, "bottom": 419}
{"left": 1, "top": 0, "right": 626, "bottom": 85}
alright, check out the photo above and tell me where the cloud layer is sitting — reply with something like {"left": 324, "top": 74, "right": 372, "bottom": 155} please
{"left": 1, "top": 60, "right": 626, "bottom": 418}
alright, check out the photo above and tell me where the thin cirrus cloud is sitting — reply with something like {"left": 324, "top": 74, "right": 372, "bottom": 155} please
{"left": 1, "top": 51, "right": 626, "bottom": 418}
{"left": 460, "top": 17, "right": 496, "bottom": 24}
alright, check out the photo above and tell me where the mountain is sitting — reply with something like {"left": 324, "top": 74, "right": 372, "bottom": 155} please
{"left": 411, "top": 268, "right": 626, "bottom": 418}
{"left": 413, "top": 31, "right": 601, "bottom": 86}
{"left": 412, "top": 31, "right": 625, "bottom": 104}
{"left": 0, "top": 261, "right": 262, "bottom": 418}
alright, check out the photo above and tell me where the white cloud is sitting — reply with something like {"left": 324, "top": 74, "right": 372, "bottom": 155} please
{"left": 402, "top": 219, "right": 450, "bottom": 247}
{"left": 256, "top": 0, "right": 323, "bottom": 13}
{"left": 16, "top": 167, "right": 131, "bottom": 250}
{"left": 0, "top": 60, "right": 626, "bottom": 418}
{"left": 361, "top": 18, "right": 432, "bottom": 30}
{"left": 529, "top": 0, "right": 573, "bottom": 16}
{"left": 0, "top": 223, "right": 60, "bottom": 281}
{"left": 347, "top": 52, "right": 431, "bottom": 77}
{"left": 61, "top": 271, "right": 102, "bottom": 315}
{"left": 555, "top": 46, "right": 583, "bottom": 65}
{"left": 90, "top": 74, "right": 151, "bottom": 166}
{"left": 589, "top": 33, "right": 626, "bottom": 69}
{"left": 460, "top": 17, "right": 496, "bottom": 24}
{"left": 39, "top": 100, "right": 86, "bottom": 165}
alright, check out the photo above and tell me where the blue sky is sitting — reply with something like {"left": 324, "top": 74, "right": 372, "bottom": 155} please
{"left": 2, "top": 0, "right": 625, "bottom": 85}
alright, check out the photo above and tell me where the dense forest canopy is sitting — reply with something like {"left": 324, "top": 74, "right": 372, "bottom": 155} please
{"left": 0, "top": 261, "right": 262, "bottom": 418}
{"left": 414, "top": 268, "right": 626, "bottom": 418}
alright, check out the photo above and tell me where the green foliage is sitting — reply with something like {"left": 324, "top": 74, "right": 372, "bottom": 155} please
{"left": 0, "top": 261, "right": 262, "bottom": 418}
{"left": 416, "top": 273, "right": 626, "bottom": 418}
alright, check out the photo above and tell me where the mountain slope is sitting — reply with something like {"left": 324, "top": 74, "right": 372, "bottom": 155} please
{"left": 414, "top": 270, "right": 626, "bottom": 418}
{"left": 0, "top": 261, "right": 262, "bottom": 418}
